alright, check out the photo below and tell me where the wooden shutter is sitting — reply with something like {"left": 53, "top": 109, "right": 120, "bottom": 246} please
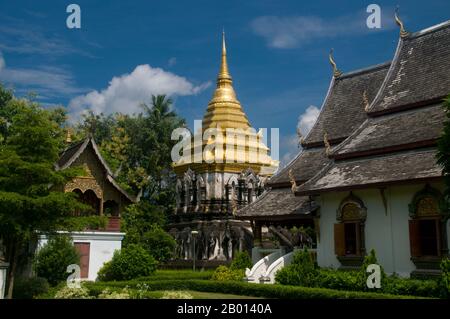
{"left": 74, "top": 243, "right": 90, "bottom": 279}
{"left": 334, "top": 223, "right": 346, "bottom": 256}
{"left": 355, "top": 222, "right": 362, "bottom": 256}
{"left": 436, "top": 219, "right": 442, "bottom": 257}
{"left": 408, "top": 220, "right": 421, "bottom": 257}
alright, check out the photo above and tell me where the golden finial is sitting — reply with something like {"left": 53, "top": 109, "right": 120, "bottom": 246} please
{"left": 296, "top": 127, "right": 304, "bottom": 148}
{"left": 363, "top": 90, "right": 370, "bottom": 112}
{"left": 329, "top": 49, "right": 342, "bottom": 78}
{"left": 288, "top": 169, "right": 298, "bottom": 193}
{"left": 218, "top": 30, "right": 231, "bottom": 82}
{"left": 323, "top": 132, "right": 331, "bottom": 156}
{"left": 395, "top": 7, "right": 409, "bottom": 38}
{"left": 65, "top": 128, "right": 72, "bottom": 144}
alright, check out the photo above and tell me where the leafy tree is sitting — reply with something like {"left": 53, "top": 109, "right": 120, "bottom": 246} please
{"left": 97, "top": 244, "right": 157, "bottom": 281}
{"left": 275, "top": 248, "right": 318, "bottom": 286}
{"left": 230, "top": 251, "right": 252, "bottom": 270}
{"left": 33, "top": 236, "right": 80, "bottom": 286}
{"left": 122, "top": 203, "right": 175, "bottom": 262}
{"left": 437, "top": 95, "right": 450, "bottom": 200}
{"left": 139, "top": 225, "right": 176, "bottom": 262}
{"left": 0, "top": 90, "right": 84, "bottom": 298}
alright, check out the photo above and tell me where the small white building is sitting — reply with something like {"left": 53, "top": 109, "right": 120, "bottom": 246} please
{"left": 38, "top": 136, "right": 136, "bottom": 280}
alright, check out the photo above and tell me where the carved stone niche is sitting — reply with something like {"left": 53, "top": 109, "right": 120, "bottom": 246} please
{"left": 336, "top": 192, "right": 367, "bottom": 269}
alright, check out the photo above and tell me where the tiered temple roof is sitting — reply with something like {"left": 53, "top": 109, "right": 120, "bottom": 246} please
{"left": 57, "top": 137, "right": 136, "bottom": 203}
{"left": 296, "top": 20, "right": 450, "bottom": 196}
{"left": 237, "top": 61, "right": 390, "bottom": 219}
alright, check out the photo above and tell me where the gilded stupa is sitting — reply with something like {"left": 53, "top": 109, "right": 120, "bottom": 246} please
{"left": 173, "top": 32, "right": 278, "bottom": 175}
{"left": 168, "top": 33, "right": 278, "bottom": 264}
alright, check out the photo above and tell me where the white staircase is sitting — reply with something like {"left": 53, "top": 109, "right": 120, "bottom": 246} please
{"left": 245, "top": 251, "right": 282, "bottom": 283}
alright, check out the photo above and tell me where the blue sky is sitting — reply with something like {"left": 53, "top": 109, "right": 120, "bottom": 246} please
{"left": 1, "top": 0, "right": 450, "bottom": 166}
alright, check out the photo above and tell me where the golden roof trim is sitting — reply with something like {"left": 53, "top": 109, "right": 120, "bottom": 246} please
{"left": 395, "top": 7, "right": 409, "bottom": 38}
{"left": 329, "top": 49, "right": 343, "bottom": 78}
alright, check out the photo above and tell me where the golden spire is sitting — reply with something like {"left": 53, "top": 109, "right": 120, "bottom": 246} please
{"left": 395, "top": 7, "right": 409, "bottom": 38}
{"left": 218, "top": 30, "right": 231, "bottom": 82}
{"left": 202, "top": 32, "right": 251, "bottom": 129}
{"left": 173, "top": 32, "right": 279, "bottom": 177}
{"left": 329, "top": 49, "right": 342, "bottom": 78}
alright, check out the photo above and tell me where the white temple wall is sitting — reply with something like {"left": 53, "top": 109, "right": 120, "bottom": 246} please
{"left": 316, "top": 182, "right": 445, "bottom": 277}
{"left": 38, "top": 231, "right": 124, "bottom": 281}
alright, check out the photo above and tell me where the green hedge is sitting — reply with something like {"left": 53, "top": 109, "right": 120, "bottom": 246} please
{"left": 84, "top": 279, "right": 422, "bottom": 299}
{"left": 136, "top": 270, "right": 214, "bottom": 281}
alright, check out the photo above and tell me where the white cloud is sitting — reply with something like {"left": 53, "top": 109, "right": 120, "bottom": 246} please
{"left": 278, "top": 105, "right": 320, "bottom": 168}
{"left": 0, "top": 23, "right": 92, "bottom": 57}
{"left": 298, "top": 105, "right": 320, "bottom": 136}
{"left": 0, "top": 59, "right": 86, "bottom": 99}
{"left": 279, "top": 134, "right": 299, "bottom": 168}
{"left": 68, "top": 64, "right": 211, "bottom": 118}
{"left": 251, "top": 10, "right": 396, "bottom": 48}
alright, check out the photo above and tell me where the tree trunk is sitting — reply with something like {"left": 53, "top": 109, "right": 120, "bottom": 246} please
{"left": 6, "top": 241, "right": 18, "bottom": 299}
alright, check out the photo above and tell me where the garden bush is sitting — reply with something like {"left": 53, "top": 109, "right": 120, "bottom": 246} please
{"left": 315, "top": 269, "right": 359, "bottom": 292}
{"left": 140, "top": 225, "right": 176, "bottom": 262}
{"left": 275, "top": 248, "right": 318, "bottom": 287}
{"left": 161, "top": 290, "right": 193, "bottom": 299}
{"left": 12, "top": 277, "right": 49, "bottom": 299}
{"left": 274, "top": 248, "right": 441, "bottom": 298}
{"left": 84, "top": 279, "right": 419, "bottom": 299}
{"left": 439, "top": 257, "right": 450, "bottom": 298}
{"left": 230, "top": 251, "right": 252, "bottom": 270}
{"left": 137, "top": 269, "right": 214, "bottom": 281}
{"left": 211, "top": 265, "right": 245, "bottom": 281}
{"left": 384, "top": 276, "right": 440, "bottom": 298}
{"left": 54, "top": 285, "right": 93, "bottom": 299}
{"left": 34, "top": 235, "right": 80, "bottom": 286}
{"left": 97, "top": 244, "right": 157, "bottom": 281}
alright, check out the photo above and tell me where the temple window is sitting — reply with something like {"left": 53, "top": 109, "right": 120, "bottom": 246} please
{"left": 72, "top": 188, "right": 101, "bottom": 216}
{"left": 334, "top": 193, "right": 367, "bottom": 268}
{"left": 408, "top": 185, "right": 448, "bottom": 259}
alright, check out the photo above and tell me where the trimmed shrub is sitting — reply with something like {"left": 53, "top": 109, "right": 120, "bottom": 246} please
{"left": 439, "top": 257, "right": 450, "bottom": 298}
{"left": 84, "top": 279, "right": 420, "bottom": 299}
{"left": 12, "top": 277, "right": 49, "bottom": 299}
{"left": 137, "top": 269, "right": 214, "bottom": 281}
{"left": 384, "top": 276, "right": 440, "bottom": 298}
{"left": 230, "top": 251, "right": 252, "bottom": 271}
{"left": 315, "top": 269, "right": 359, "bottom": 291}
{"left": 140, "top": 225, "right": 176, "bottom": 262}
{"left": 98, "top": 288, "right": 131, "bottom": 299}
{"left": 211, "top": 265, "right": 245, "bottom": 281}
{"left": 97, "top": 244, "right": 157, "bottom": 281}
{"left": 34, "top": 235, "right": 80, "bottom": 286}
{"left": 54, "top": 285, "right": 93, "bottom": 299}
{"left": 161, "top": 291, "right": 193, "bottom": 299}
{"left": 275, "top": 248, "right": 318, "bottom": 287}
